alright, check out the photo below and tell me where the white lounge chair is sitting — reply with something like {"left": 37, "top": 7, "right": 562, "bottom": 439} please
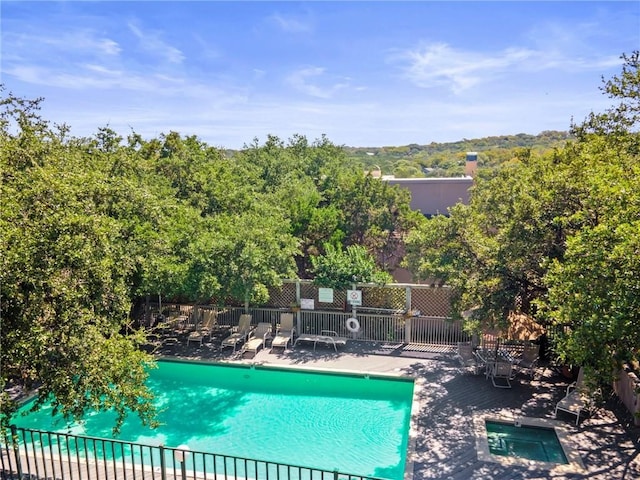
{"left": 554, "top": 367, "right": 593, "bottom": 425}
{"left": 293, "top": 330, "right": 347, "bottom": 352}
{"left": 455, "top": 342, "right": 481, "bottom": 374}
{"left": 221, "top": 314, "right": 254, "bottom": 352}
{"left": 242, "top": 322, "right": 273, "bottom": 358}
{"left": 180, "top": 306, "right": 201, "bottom": 333}
{"left": 517, "top": 342, "right": 540, "bottom": 378}
{"left": 271, "top": 313, "right": 296, "bottom": 351}
{"left": 187, "top": 309, "right": 218, "bottom": 346}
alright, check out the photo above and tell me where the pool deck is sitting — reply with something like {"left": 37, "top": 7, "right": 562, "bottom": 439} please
{"left": 152, "top": 335, "right": 640, "bottom": 480}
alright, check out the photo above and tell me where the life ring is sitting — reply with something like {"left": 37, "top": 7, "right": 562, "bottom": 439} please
{"left": 346, "top": 317, "right": 360, "bottom": 333}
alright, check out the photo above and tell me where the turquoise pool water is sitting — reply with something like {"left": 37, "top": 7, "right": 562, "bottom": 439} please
{"left": 486, "top": 421, "right": 568, "bottom": 464}
{"left": 16, "top": 360, "right": 414, "bottom": 479}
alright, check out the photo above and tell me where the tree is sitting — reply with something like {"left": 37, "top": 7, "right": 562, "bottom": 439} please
{"left": 0, "top": 92, "right": 158, "bottom": 432}
{"left": 311, "top": 243, "right": 392, "bottom": 291}
{"left": 230, "top": 134, "right": 419, "bottom": 279}
{"left": 202, "top": 210, "right": 300, "bottom": 310}
{"left": 543, "top": 52, "right": 640, "bottom": 387}
{"left": 321, "top": 170, "right": 421, "bottom": 275}
{"left": 404, "top": 147, "right": 587, "bottom": 329}
{"left": 404, "top": 52, "right": 640, "bottom": 389}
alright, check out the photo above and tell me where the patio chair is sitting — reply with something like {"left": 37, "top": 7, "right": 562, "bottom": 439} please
{"left": 517, "top": 342, "right": 540, "bottom": 378}
{"left": 221, "top": 314, "right": 254, "bottom": 352}
{"left": 271, "top": 313, "right": 296, "bottom": 351}
{"left": 174, "top": 306, "right": 199, "bottom": 333}
{"left": 186, "top": 309, "right": 218, "bottom": 346}
{"left": 293, "top": 330, "right": 347, "bottom": 352}
{"left": 455, "top": 342, "right": 481, "bottom": 374}
{"left": 242, "top": 322, "right": 273, "bottom": 358}
{"left": 554, "top": 367, "right": 594, "bottom": 425}
{"left": 489, "top": 361, "right": 514, "bottom": 388}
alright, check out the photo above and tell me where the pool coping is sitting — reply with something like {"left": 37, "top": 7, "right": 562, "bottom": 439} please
{"left": 158, "top": 356, "right": 418, "bottom": 480}
{"left": 158, "top": 355, "right": 416, "bottom": 381}
{"left": 473, "top": 413, "right": 585, "bottom": 474}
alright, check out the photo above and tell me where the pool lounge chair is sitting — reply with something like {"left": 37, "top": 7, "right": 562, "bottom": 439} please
{"left": 242, "top": 322, "right": 273, "bottom": 358}
{"left": 270, "top": 313, "right": 296, "bottom": 351}
{"left": 221, "top": 314, "right": 254, "bottom": 352}
{"left": 179, "top": 306, "right": 201, "bottom": 333}
{"left": 187, "top": 309, "right": 218, "bottom": 346}
{"left": 455, "top": 342, "right": 481, "bottom": 374}
{"left": 554, "top": 367, "right": 594, "bottom": 425}
{"left": 294, "top": 330, "right": 347, "bottom": 352}
{"left": 517, "top": 342, "right": 540, "bottom": 378}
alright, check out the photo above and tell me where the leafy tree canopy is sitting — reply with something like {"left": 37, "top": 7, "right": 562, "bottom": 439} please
{"left": 0, "top": 93, "right": 159, "bottom": 432}
{"left": 311, "top": 243, "right": 393, "bottom": 291}
{"left": 404, "top": 51, "right": 640, "bottom": 389}
{"left": 1, "top": 87, "right": 418, "bottom": 429}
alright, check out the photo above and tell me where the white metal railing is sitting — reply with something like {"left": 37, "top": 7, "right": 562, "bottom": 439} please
{"left": 151, "top": 305, "right": 469, "bottom": 346}
{"left": 408, "top": 316, "right": 468, "bottom": 345}
{"left": 293, "top": 310, "right": 468, "bottom": 345}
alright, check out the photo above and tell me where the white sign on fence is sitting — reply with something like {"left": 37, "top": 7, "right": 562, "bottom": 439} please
{"left": 318, "top": 288, "right": 334, "bottom": 303}
{"left": 346, "top": 289, "right": 362, "bottom": 306}
{"left": 300, "top": 298, "right": 315, "bottom": 310}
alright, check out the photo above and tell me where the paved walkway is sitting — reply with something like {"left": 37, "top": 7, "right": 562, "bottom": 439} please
{"left": 150, "top": 333, "right": 640, "bottom": 480}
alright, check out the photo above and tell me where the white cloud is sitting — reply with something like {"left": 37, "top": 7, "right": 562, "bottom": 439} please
{"left": 394, "top": 42, "right": 622, "bottom": 94}
{"left": 127, "top": 22, "right": 185, "bottom": 64}
{"left": 268, "top": 13, "right": 313, "bottom": 33}
{"left": 3, "top": 30, "right": 121, "bottom": 59}
{"left": 3, "top": 1, "right": 630, "bottom": 150}
{"left": 83, "top": 64, "right": 123, "bottom": 76}
{"left": 285, "top": 67, "right": 349, "bottom": 99}
{"left": 395, "top": 43, "right": 536, "bottom": 93}
{"left": 97, "top": 38, "right": 122, "bottom": 56}
{"left": 6, "top": 64, "right": 147, "bottom": 90}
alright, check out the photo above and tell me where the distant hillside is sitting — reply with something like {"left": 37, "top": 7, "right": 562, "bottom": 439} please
{"left": 345, "top": 130, "right": 573, "bottom": 178}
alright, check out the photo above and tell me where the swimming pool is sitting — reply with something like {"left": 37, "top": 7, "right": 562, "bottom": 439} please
{"left": 15, "top": 360, "right": 415, "bottom": 480}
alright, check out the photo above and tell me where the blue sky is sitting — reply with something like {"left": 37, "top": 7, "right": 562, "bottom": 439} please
{"left": 2, "top": 1, "right": 638, "bottom": 149}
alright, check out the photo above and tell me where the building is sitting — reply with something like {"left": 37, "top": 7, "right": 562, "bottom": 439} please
{"left": 383, "top": 152, "right": 477, "bottom": 216}
{"left": 384, "top": 176, "right": 473, "bottom": 217}
{"left": 382, "top": 153, "right": 477, "bottom": 281}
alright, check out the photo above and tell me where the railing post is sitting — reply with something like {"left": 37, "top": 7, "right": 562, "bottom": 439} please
{"left": 181, "top": 459, "right": 187, "bottom": 480}
{"left": 175, "top": 445, "right": 190, "bottom": 480}
{"left": 159, "top": 444, "right": 167, "bottom": 480}
{"left": 405, "top": 317, "right": 412, "bottom": 343}
{"left": 10, "top": 425, "right": 23, "bottom": 479}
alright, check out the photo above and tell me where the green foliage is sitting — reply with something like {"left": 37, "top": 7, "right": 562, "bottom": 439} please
{"left": 230, "top": 133, "right": 418, "bottom": 279}
{"left": 0, "top": 93, "right": 159, "bottom": 432}
{"left": 311, "top": 243, "right": 392, "bottom": 291}
{"left": 322, "top": 172, "right": 421, "bottom": 273}
{"left": 543, "top": 51, "right": 640, "bottom": 385}
{"left": 404, "top": 148, "right": 588, "bottom": 329}
{"left": 1, "top": 87, "right": 418, "bottom": 430}
{"left": 203, "top": 210, "right": 299, "bottom": 309}
{"left": 404, "top": 51, "right": 640, "bottom": 390}
{"left": 344, "top": 131, "right": 572, "bottom": 178}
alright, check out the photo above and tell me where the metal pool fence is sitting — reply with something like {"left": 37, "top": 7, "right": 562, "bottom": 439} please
{"left": 1, "top": 426, "right": 387, "bottom": 480}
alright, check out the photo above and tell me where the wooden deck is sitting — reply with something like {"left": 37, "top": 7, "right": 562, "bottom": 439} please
{"left": 4, "top": 331, "right": 639, "bottom": 480}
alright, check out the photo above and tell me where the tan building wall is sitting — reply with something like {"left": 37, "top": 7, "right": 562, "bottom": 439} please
{"left": 383, "top": 176, "right": 474, "bottom": 282}
{"left": 385, "top": 177, "right": 473, "bottom": 217}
